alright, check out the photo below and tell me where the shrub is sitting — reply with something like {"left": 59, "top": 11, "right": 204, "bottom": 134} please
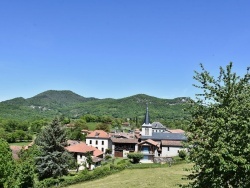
{"left": 105, "top": 154, "right": 112, "bottom": 160}
{"left": 178, "top": 150, "right": 187, "bottom": 159}
{"left": 35, "top": 178, "right": 62, "bottom": 188}
{"left": 127, "top": 152, "right": 143, "bottom": 163}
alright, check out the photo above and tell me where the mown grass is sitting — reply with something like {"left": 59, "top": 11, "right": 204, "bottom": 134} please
{"left": 66, "top": 162, "right": 192, "bottom": 188}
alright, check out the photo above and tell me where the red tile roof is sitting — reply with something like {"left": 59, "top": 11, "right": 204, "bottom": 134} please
{"left": 161, "top": 140, "right": 183, "bottom": 146}
{"left": 65, "top": 142, "right": 94, "bottom": 153}
{"left": 139, "top": 139, "right": 159, "bottom": 146}
{"left": 89, "top": 146, "right": 103, "bottom": 157}
{"left": 86, "top": 130, "right": 110, "bottom": 139}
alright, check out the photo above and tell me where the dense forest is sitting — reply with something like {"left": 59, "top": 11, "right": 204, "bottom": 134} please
{"left": 0, "top": 90, "right": 190, "bottom": 124}
{"left": 0, "top": 90, "right": 190, "bottom": 143}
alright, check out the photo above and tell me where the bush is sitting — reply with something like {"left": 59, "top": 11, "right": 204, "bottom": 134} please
{"left": 127, "top": 152, "right": 143, "bottom": 163}
{"left": 104, "top": 155, "right": 112, "bottom": 160}
{"left": 117, "top": 159, "right": 129, "bottom": 165}
{"left": 35, "top": 178, "right": 63, "bottom": 188}
{"left": 178, "top": 150, "right": 187, "bottom": 159}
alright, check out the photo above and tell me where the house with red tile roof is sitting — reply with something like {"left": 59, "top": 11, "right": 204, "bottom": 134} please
{"left": 85, "top": 130, "right": 111, "bottom": 154}
{"left": 65, "top": 141, "right": 103, "bottom": 170}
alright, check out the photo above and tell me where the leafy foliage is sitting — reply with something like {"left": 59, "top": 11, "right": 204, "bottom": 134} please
{"left": 35, "top": 118, "right": 73, "bottom": 180}
{"left": 178, "top": 150, "right": 187, "bottom": 160}
{"left": 127, "top": 152, "right": 144, "bottom": 163}
{"left": 0, "top": 139, "right": 15, "bottom": 187}
{"left": 184, "top": 63, "right": 250, "bottom": 188}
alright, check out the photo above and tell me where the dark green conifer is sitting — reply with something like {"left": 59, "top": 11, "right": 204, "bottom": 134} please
{"left": 35, "top": 118, "right": 72, "bottom": 180}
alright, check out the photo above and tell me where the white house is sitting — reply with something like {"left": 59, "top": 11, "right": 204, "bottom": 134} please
{"left": 86, "top": 130, "right": 112, "bottom": 153}
{"left": 65, "top": 141, "right": 103, "bottom": 170}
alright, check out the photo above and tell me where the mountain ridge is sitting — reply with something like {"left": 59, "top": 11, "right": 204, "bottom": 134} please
{"left": 0, "top": 90, "right": 190, "bottom": 121}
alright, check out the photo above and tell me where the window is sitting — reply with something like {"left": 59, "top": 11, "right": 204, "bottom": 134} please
{"left": 101, "top": 148, "right": 104, "bottom": 152}
{"left": 96, "top": 140, "right": 98, "bottom": 145}
{"left": 102, "top": 141, "right": 104, "bottom": 145}
{"left": 79, "top": 154, "right": 82, "bottom": 159}
{"left": 90, "top": 140, "right": 92, "bottom": 144}
{"left": 168, "top": 147, "right": 170, "bottom": 151}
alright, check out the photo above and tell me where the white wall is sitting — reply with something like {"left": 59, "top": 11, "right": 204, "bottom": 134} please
{"left": 141, "top": 124, "right": 152, "bottom": 136}
{"left": 86, "top": 138, "right": 109, "bottom": 152}
{"left": 76, "top": 153, "right": 97, "bottom": 170}
{"left": 161, "top": 146, "right": 183, "bottom": 157}
{"left": 76, "top": 154, "right": 87, "bottom": 170}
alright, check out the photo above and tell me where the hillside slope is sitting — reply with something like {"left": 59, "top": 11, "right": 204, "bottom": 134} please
{"left": 0, "top": 90, "right": 190, "bottom": 121}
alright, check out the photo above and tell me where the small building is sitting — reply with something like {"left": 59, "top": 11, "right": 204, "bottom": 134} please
{"left": 161, "top": 140, "right": 184, "bottom": 157}
{"left": 138, "top": 139, "right": 159, "bottom": 163}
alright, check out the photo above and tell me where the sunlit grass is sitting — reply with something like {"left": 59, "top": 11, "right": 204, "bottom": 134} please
{"left": 66, "top": 162, "right": 192, "bottom": 188}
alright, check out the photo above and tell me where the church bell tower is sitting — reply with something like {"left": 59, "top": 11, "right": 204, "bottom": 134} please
{"left": 141, "top": 104, "right": 152, "bottom": 136}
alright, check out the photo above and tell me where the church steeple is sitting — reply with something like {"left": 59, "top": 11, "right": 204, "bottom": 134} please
{"left": 141, "top": 104, "right": 152, "bottom": 136}
{"left": 144, "top": 104, "right": 150, "bottom": 124}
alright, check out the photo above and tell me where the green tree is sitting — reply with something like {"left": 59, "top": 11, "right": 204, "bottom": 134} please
{"left": 35, "top": 118, "right": 72, "bottom": 180}
{"left": 96, "top": 123, "right": 110, "bottom": 132}
{"left": 5, "top": 161, "right": 34, "bottom": 188}
{"left": 184, "top": 63, "right": 250, "bottom": 188}
{"left": 86, "top": 152, "right": 93, "bottom": 170}
{"left": 0, "top": 138, "right": 14, "bottom": 188}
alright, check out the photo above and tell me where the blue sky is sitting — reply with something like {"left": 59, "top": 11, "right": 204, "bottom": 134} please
{"left": 0, "top": 0, "right": 250, "bottom": 101}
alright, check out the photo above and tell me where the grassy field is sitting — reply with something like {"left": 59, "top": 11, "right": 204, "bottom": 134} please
{"left": 67, "top": 162, "right": 192, "bottom": 188}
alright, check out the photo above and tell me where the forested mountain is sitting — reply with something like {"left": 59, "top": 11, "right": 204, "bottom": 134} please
{"left": 0, "top": 90, "right": 190, "bottom": 122}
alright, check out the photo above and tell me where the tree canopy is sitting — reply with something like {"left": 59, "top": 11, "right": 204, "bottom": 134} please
{"left": 0, "top": 139, "right": 14, "bottom": 187}
{"left": 35, "top": 118, "right": 72, "bottom": 180}
{"left": 184, "top": 63, "right": 250, "bottom": 187}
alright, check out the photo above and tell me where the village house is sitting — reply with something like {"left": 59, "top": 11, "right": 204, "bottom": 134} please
{"left": 66, "top": 140, "right": 103, "bottom": 170}
{"left": 85, "top": 130, "right": 112, "bottom": 153}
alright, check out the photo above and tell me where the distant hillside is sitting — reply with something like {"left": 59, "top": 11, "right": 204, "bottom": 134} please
{"left": 0, "top": 90, "right": 190, "bottom": 121}
{"left": 27, "top": 90, "right": 98, "bottom": 108}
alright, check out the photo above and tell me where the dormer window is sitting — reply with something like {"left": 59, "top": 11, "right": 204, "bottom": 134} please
{"left": 95, "top": 132, "right": 100, "bottom": 137}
